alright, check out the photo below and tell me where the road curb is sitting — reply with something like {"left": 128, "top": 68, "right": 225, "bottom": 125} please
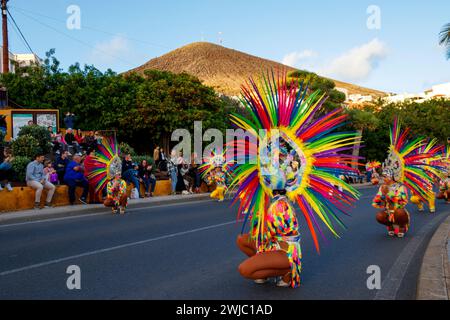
{"left": 0, "top": 193, "right": 212, "bottom": 225}
{"left": 417, "top": 215, "right": 450, "bottom": 300}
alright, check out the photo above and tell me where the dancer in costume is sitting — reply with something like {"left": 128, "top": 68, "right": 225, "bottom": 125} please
{"left": 372, "top": 169, "right": 410, "bottom": 237}
{"left": 230, "top": 71, "right": 361, "bottom": 288}
{"left": 437, "top": 146, "right": 450, "bottom": 203}
{"left": 409, "top": 139, "right": 444, "bottom": 213}
{"left": 200, "top": 151, "right": 230, "bottom": 202}
{"left": 372, "top": 119, "right": 440, "bottom": 236}
{"left": 104, "top": 172, "right": 128, "bottom": 214}
{"left": 84, "top": 137, "right": 125, "bottom": 213}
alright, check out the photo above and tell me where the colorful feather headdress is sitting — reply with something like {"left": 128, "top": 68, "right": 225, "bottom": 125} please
{"left": 84, "top": 137, "right": 122, "bottom": 193}
{"left": 228, "top": 71, "right": 361, "bottom": 253}
{"left": 199, "top": 150, "right": 230, "bottom": 179}
{"left": 383, "top": 119, "right": 442, "bottom": 201}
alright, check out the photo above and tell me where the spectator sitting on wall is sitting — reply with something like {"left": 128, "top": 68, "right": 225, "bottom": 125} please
{"left": 54, "top": 150, "right": 70, "bottom": 184}
{"left": 122, "top": 154, "right": 142, "bottom": 198}
{"left": 0, "top": 147, "right": 14, "bottom": 191}
{"left": 138, "top": 159, "right": 156, "bottom": 197}
{"left": 26, "top": 153, "right": 56, "bottom": 209}
{"left": 64, "top": 112, "right": 76, "bottom": 129}
{"left": 64, "top": 154, "right": 89, "bottom": 205}
{"left": 64, "top": 128, "right": 80, "bottom": 154}
{"left": 75, "top": 129, "right": 85, "bottom": 150}
{"left": 85, "top": 131, "right": 97, "bottom": 151}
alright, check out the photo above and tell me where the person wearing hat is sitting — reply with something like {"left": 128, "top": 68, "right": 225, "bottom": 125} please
{"left": 104, "top": 172, "right": 128, "bottom": 214}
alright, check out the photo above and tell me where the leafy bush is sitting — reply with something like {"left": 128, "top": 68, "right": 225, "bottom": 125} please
{"left": 11, "top": 156, "right": 31, "bottom": 182}
{"left": 11, "top": 134, "right": 41, "bottom": 159}
{"left": 18, "top": 125, "right": 52, "bottom": 155}
{"left": 119, "top": 142, "right": 136, "bottom": 157}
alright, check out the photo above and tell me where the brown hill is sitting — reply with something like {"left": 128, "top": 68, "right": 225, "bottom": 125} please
{"left": 128, "top": 42, "right": 387, "bottom": 98}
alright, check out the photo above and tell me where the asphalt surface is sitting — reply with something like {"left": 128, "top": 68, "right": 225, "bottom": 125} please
{"left": 0, "top": 186, "right": 448, "bottom": 300}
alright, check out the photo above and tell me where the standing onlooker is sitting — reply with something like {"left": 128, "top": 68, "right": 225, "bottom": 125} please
{"left": 138, "top": 159, "right": 156, "bottom": 197}
{"left": 159, "top": 148, "right": 168, "bottom": 172}
{"left": 122, "top": 154, "right": 142, "bottom": 198}
{"left": 64, "top": 155, "right": 89, "bottom": 205}
{"left": 167, "top": 150, "right": 178, "bottom": 195}
{"left": 54, "top": 150, "right": 70, "bottom": 184}
{"left": 64, "top": 112, "right": 76, "bottom": 129}
{"left": 176, "top": 151, "right": 188, "bottom": 194}
{"left": 189, "top": 153, "right": 201, "bottom": 193}
{"left": 153, "top": 146, "right": 160, "bottom": 166}
{"left": 0, "top": 147, "right": 14, "bottom": 191}
{"left": 26, "top": 154, "right": 56, "bottom": 209}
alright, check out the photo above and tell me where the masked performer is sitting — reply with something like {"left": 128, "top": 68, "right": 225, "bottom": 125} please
{"left": 230, "top": 72, "right": 361, "bottom": 288}
{"left": 84, "top": 137, "right": 125, "bottom": 213}
{"left": 200, "top": 152, "right": 229, "bottom": 202}
{"left": 409, "top": 139, "right": 444, "bottom": 213}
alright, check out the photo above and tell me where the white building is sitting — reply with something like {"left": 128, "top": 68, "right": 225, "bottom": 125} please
{"left": 14, "top": 53, "right": 42, "bottom": 68}
{"left": 385, "top": 82, "right": 450, "bottom": 104}
{"left": 0, "top": 47, "right": 42, "bottom": 73}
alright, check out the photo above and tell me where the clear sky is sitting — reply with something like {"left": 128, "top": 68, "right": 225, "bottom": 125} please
{"left": 6, "top": 0, "right": 450, "bottom": 94}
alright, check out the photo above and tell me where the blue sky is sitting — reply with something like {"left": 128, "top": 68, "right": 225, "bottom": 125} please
{"left": 6, "top": 0, "right": 450, "bottom": 94}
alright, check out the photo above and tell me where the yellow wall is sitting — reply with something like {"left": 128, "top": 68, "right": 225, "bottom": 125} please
{"left": 0, "top": 180, "right": 213, "bottom": 213}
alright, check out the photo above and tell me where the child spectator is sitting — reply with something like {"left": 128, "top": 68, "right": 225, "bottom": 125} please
{"left": 43, "top": 160, "right": 58, "bottom": 185}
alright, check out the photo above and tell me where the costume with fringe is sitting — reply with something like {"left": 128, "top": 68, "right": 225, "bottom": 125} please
{"left": 229, "top": 72, "right": 361, "bottom": 288}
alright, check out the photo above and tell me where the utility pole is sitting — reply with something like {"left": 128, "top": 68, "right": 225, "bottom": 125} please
{"left": 1, "top": 0, "right": 9, "bottom": 74}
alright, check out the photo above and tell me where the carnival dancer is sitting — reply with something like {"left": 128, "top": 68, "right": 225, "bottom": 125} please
{"left": 200, "top": 151, "right": 230, "bottom": 202}
{"left": 104, "top": 172, "right": 128, "bottom": 214}
{"left": 372, "top": 119, "right": 440, "bottom": 236}
{"left": 372, "top": 169, "right": 410, "bottom": 237}
{"left": 230, "top": 71, "right": 361, "bottom": 288}
{"left": 209, "top": 166, "right": 227, "bottom": 202}
{"left": 84, "top": 137, "right": 125, "bottom": 212}
{"left": 409, "top": 139, "right": 444, "bottom": 213}
{"left": 366, "top": 161, "right": 381, "bottom": 185}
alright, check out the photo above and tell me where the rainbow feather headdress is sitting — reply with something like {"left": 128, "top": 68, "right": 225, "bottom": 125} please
{"left": 199, "top": 150, "right": 230, "bottom": 179}
{"left": 228, "top": 71, "right": 361, "bottom": 253}
{"left": 84, "top": 137, "right": 122, "bottom": 193}
{"left": 383, "top": 119, "right": 442, "bottom": 201}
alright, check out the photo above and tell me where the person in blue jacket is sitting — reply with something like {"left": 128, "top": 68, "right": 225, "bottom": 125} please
{"left": 64, "top": 154, "right": 89, "bottom": 205}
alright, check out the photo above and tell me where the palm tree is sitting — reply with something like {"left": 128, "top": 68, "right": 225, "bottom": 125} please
{"left": 439, "top": 23, "right": 450, "bottom": 60}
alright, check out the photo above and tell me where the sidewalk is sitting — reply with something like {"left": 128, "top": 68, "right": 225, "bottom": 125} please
{"left": 0, "top": 182, "right": 375, "bottom": 225}
{"left": 0, "top": 193, "right": 211, "bottom": 225}
{"left": 417, "top": 215, "right": 450, "bottom": 300}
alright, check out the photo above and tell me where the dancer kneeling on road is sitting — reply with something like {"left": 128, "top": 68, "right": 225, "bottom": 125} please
{"left": 104, "top": 172, "right": 128, "bottom": 214}
{"left": 372, "top": 169, "right": 410, "bottom": 238}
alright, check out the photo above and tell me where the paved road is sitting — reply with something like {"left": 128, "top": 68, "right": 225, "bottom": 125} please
{"left": 0, "top": 186, "right": 449, "bottom": 300}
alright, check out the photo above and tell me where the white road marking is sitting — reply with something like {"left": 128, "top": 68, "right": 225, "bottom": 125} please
{"left": 0, "top": 200, "right": 212, "bottom": 229}
{"left": 374, "top": 212, "right": 450, "bottom": 300}
{"left": 0, "top": 219, "right": 238, "bottom": 277}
